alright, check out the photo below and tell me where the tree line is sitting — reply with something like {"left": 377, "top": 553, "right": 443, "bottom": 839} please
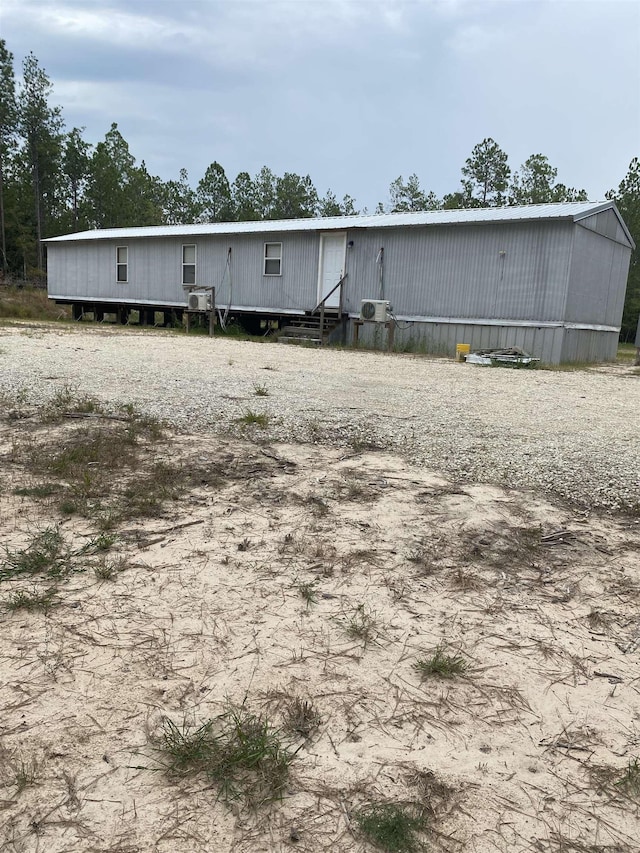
{"left": 0, "top": 41, "right": 637, "bottom": 338}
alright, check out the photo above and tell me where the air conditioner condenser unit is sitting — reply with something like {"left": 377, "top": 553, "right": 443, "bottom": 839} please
{"left": 188, "top": 292, "right": 211, "bottom": 312}
{"left": 360, "top": 299, "right": 390, "bottom": 323}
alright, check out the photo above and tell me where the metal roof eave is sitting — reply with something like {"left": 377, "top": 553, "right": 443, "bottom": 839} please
{"left": 572, "top": 201, "right": 636, "bottom": 250}
{"left": 40, "top": 201, "right": 627, "bottom": 245}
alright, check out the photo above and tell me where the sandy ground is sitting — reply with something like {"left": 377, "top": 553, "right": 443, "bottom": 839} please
{"left": 0, "top": 324, "right": 639, "bottom": 852}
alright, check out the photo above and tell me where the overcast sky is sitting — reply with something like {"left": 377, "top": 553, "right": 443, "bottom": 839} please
{"left": 1, "top": 0, "right": 639, "bottom": 211}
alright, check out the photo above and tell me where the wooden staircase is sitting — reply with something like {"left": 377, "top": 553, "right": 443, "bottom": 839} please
{"left": 278, "top": 274, "right": 348, "bottom": 347}
{"left": 278, "top": 309, "right": 343, "bottom": 347}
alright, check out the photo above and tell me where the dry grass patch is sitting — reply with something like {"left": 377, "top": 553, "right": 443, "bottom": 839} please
{"left": 354, "top": 801, "right": 428, "bottom": 853}
{"left": 0, "top": 526, "right": 69, "bottom": 581}
{"left": 414, "top": 645, "right": 469, "bottom": 679}
{"left": 282, "top": 697, "right": 322, "bottom": 740}
{"left": 0, "top": 285, "right": 70, "bottom": 321}
{"left": 344, "top": 603, "right": 380, "bottom": 647}
{"left": 5, "top": 396, "right": 193, "bottom": 526}
{"left": 155, "top": 706, "right": 293, "bottom": 810}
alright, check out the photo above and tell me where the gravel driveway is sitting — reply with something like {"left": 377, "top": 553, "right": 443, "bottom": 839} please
{"left": 1, "top": 322, "right": 639, "bottom": 512}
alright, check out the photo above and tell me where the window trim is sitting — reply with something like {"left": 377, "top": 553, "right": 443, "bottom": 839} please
{"left": 182, "top": 243, "right": 197, "bottom": 286}
{"left": 116, "top": 246, "right": 128, "bottom": 283}
{"left": 263, "top": 242, "right": 282, "bottom": 277}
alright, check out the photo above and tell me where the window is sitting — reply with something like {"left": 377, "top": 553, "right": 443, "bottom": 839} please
{"left": 116, "top": 246, "right": 128, "bottom": 282}
{"left": 264, "top": 242, "right": 282, "bottom": 276}
{"left": 182, "top": 244, "right": 196, "bottom": 285}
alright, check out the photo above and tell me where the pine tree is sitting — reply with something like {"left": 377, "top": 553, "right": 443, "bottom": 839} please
{"left": 161, "top": 168, "right": 199, "bottom": 224}
{"left": 231, "top": 171, "right": 259, "bottom": 221}
{"left": 85, "top": 123, "right": 161, "bottom": 227}
{"left": 197, "top": 161, "right": 233, "bottom": 222}
{"left": 0, "top": 39, "right": 17, "bottom": 275}
{"left": 460, "top": 138, "right": 510, "bottom": 207}
{"left": 272, "top": 172, "right": 318, "bottom": 219}
{"left": 607, "top": 158, "right": 640, "bottom": 341}
{"left": 389, "top": 174, "right": 440, "bottom": 212}
{"left": 18, "top": 52, "right": 64, "bottom": 269}
{"left": 510, "top": 154, "right": 587, "bottom": 205}
{"left": 62, "top": 127, "right": 91, "bottom": 231}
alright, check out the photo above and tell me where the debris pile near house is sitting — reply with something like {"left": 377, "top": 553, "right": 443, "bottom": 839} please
{"left": 465, "top": 347, "right": 540, "bottom": 367}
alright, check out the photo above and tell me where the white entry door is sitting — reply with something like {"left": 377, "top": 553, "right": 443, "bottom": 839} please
{"left": 317, "top": 232, "right": 347, "bottom": 309}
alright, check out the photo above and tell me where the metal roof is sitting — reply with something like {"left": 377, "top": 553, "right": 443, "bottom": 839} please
{"left": 42, "top": 201, "right": 633, "bottom": 246}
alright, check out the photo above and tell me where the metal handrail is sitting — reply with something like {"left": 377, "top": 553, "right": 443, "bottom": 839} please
{"left": 312, "top": 273, "right": 348, "bottom": 314}
{"left": 314, "top": 273, "right": 347, "bottom": 347}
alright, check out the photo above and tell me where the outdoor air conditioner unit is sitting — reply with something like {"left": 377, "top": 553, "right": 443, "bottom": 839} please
{"left": 360, "top": 299, "right": 390, "bottom": 323}
{"left": 187, "top": 292, "right": 210, "bottom": 312}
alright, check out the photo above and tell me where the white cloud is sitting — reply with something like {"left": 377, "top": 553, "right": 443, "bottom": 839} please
{"left": 4, "top": 0, "right": 205, "bottom": 54}
{"left": 3, "top": 0, "right": 419, "bottom": 68}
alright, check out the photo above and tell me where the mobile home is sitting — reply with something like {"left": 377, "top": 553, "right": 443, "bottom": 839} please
{"left": 44, "top": 201, "right": 634, "bottom": 363}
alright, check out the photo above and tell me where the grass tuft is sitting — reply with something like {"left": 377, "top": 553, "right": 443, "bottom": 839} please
{"left": 42, "top": 386, "right": 105, "bottom": 423}
{"left": 349, "top": 434, "right": 387, "bottom": 453}
{"left": 355, "top": 802, "right": 427, "bottom": 853}
{"left": 236, "top": 410, "right": 270, "bottom": 427}
{"left": 1, "top": 527, "right": 68, "bottom": 581}
{"left": 119, "top": 462, "right": 185, "bottom": 519}
{"left": 283, "top": 697, "right": 321, "bottom": 739}
{"left": 157, "top": 707, "right": 292, "bottom": 809}
{"left": 297, "top": 579, "right": 319, "bottom": 607}
{"left": 87, "top": 532, "right": 118, "bottom": 553}
{"left": 345, "top": 604, "right": 379, "bottom": 646}
{"left": 252, "top": 383, "right": 269, "bottom": 397}
{"left": 306, "top": 494, "right": 329, "bottom": 516}
{"left": 93, "top": 556, "right": 127, "bottom": 581}
{"left": 616, "top": 757, "right": 640, "bottom": 797}
{"left": 10, "top": 757, "right": 40, "bottom": 793}
{"left": 414, "top": 644, "right": 468, "bottom": 679}
{"left": 6, "top": 587, "right": 56, "bottom": 613}
{"left": 450, "top": 566, "right": 483, "bottom": 591}
{"left": 118, "top": 403, "right": 165, "bottom": 441}
{"left": 406, "top": 545, "right": 436, "bottom": 575}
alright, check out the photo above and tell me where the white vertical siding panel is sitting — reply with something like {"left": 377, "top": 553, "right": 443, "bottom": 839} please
{"left": 560, "top": 329, "right": 618, "bottom": 363}
{"left": 48, "top": 233, "right": 322, "bottom": 309}
{"left": 566, "top": 226, "right": 631, "bottom": 327}
{"left": 386, "top": 321, "right": 566, "bottom": 363}
{"left": 48, "top": 220, "right": 574, "bottom": 322}
{"left": 344, "top": 222, "right": 573, "bottom": 323}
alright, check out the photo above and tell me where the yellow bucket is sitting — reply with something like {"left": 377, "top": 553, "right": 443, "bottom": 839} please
{"left": 455, "top": 343, "right": 470, "bottom": 362}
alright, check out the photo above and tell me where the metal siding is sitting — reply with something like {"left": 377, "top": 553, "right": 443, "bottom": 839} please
{"left": 355, "top": 319, "right": 565, "bottom": 362}
{"left": 606, "top": 247, "right": 629, "bottom": 324}
{"left": 565, "top": 226, "right": 631, "bottom": 326}
{"left": 49, "top": 219, "right": 573, "bottom": 331}
{"left": 201, "top": 232, "right": 318, "bottom": 311}
{"left": 48, "top": 233, "right": 321, "bottom": 310}
{"left": 576, "top": 210, "right": 631, "bottom": 247}
{"left": 344, "top": 222, "right": 572, "bottom": 323}
{"left": 48, "top": 242, "right": 121, "bottom": 300}
{"left": 560, "top": 329, "right": 618, "bottom": 363}
{"left": 46, "top": 216, "right": 626, "bottom": 367}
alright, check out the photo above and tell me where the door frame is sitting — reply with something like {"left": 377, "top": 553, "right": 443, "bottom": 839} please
{"left": 316, "top": 231, "right": 347, "bottom": 309}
